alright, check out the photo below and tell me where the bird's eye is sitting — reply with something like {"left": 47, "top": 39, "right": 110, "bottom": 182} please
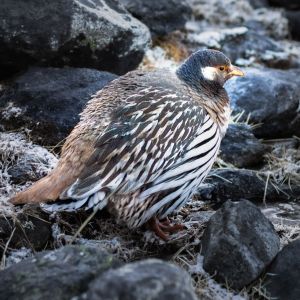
{"left": 219, "top": 66, "right": 225, "bottom": 71}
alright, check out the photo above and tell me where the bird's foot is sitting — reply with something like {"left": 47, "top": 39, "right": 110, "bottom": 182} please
{"left": 147, "top": 216, "right": 185, "bottom": 241}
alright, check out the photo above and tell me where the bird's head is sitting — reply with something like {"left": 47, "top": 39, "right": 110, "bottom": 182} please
{"left": 176, "top": 49, "right": 244, "bottom": 92}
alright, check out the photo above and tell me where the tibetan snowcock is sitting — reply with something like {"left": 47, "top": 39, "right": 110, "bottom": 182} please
{"left": 10, "top": 49, "right": 244, "bottom": 240}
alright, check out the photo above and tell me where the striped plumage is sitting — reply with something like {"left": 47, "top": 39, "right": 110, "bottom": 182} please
{"left": 10, "top": 50, "right": 244, "bottom": 239}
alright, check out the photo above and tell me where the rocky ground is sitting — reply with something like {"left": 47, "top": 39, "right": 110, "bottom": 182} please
{"left": 0, "top": 0, "right": 300, "bottom": 299}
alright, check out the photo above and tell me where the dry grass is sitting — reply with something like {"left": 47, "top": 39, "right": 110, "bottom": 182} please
{"left": 263, "top": 142, "right": 300, "bottom": 187}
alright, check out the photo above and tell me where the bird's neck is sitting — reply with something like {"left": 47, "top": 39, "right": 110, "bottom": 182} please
{"left": 176, "top": 65, "right": 230, "bottom": 129}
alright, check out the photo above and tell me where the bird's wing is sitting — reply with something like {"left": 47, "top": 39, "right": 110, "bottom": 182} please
{"left": 61, "top": 88, "right": 206, "bottom": 203}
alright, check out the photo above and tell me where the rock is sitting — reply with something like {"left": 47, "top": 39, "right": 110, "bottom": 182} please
{"left": 0, "top": 245, "right": 120, "bottom": 300}
{"left": 189, "top": 0, "right": 253, "bottom": 27}
{"left": 248, "top": 8, "right": 289, "bottom": 40}
{"left": 0, "top": 132, "right": 57, "bottom": 215}
{"left": 188, "top": 0, "right": 289, "bottom": 39}
{"left": 220, "top": 123, "right": 269, "bottom": 168}
{"left": 0, "top": 132, "right": 57, "bottom": 185}
{"left": 265, "top": 239, "right": 300, "bottom": 300}
{"left": 201, "top": 200, "right": 280, "bottom": 289}
{"left": 268, "top": 0, "right": 300, "bottom": 10}
{"left": 189, "top": 27, "right": 291, "bottom": 68}
{"left": 0, "top": 67, "right": 117, "bottom": 146}
{"left": 0, "top": 207, "right": 52, "bottom": 256}
{"left": 120, "top": 0, "right": 192, "bottom": 36}
{"left": 221, "top": 29, "right": 292, "bottom": 69}
{"left": 0, "top": 0, "right": 151, "bottom": 79}
{"left": 197, "top": 168, "right": 300, "bottom": 207}
{"left": 286, "top": 10, "right": 300, "bottom": 41}
{"left": 225, "top": 68, "right": 300, "bottom": 138}
{"left": 247, "top": 0, "right": 269, "bottom": 8}
{"left": 83, "top": 259, "right": 197, "bottom": 300}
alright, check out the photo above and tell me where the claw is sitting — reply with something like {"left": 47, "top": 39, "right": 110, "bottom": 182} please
{"left": 147, "top": 216, "right": 186, "bottom": 241}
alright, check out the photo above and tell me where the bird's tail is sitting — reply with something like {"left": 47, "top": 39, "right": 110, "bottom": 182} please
{"left": 9, "top": 171, "right": 73, "bottom": 205}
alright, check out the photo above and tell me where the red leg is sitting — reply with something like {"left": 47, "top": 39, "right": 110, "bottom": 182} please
{"left": 159, "top": 217, "right": 185, "bottom": 232}
{"left": 147, "top": 217, "right": 169, "bottom": 241}
{"left": 147, "top": 216, "right": 186, "bottom": 241}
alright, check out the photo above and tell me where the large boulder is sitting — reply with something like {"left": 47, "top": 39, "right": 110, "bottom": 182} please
{"left": 0, "top": 67, "right": 117, "bottom": 146}
{"left": 0, "top": 207, "right": 52, "bottom": 256}
{"left": 268, "top": 0, "right": 300, "bottom": 10}
{"left": 119, "top": 0, "right": 192, "bottom": 37}
{"left": 0, "top": 0, "right": 151, "bottom": 79}
{"left": 225, "top": 68, "right": 300, "bottom": 138}
{"left": 221, "top": 29, "right": 292, "bottom": 69}
{"left": 188, "top": 28, "right": 292, "bottom": 68}
{"left": 197, "top": 168, "right": 300, "bottom": 207}
{"left": 201, "top": 200, "right": 280, "bottom": 289}
{"left": 0, "top": 245, "right": 121, "bottom": 300}
{"left": 286, "top": 10, "right": 300, "bottom": 41}
{"left": 188, "top": 0, "right": 289, "bottom": 39}
{"left": 83, "top": 259, "right": 197, "bottom": 300}
{"left": 220, "top": 123, "right": 269, "bottom": 168}
{"left": 265, "top": 239, "right": 300, "bottom": 300}
{"left": 0, "top": 132, "right": 57, "bottom": 185}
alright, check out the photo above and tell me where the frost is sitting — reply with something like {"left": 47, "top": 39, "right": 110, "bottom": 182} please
{"left": 4, "top": 248, "right": 33, "bottom": 268}
{"left": 141, "top": 46, "right": 179, "bottom": 72}
{"left": 0, "top": 132, "right": 57, "bottom": 215}
{"left": 1, "top": 102, "right": 23, "bottom": 120}
{"left": 188, "top": 27, "right": 248, "bottom": 49}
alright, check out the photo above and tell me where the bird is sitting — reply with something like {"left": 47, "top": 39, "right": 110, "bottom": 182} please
{"left": 9, "top": 49, "right": 244, "bottom": 240}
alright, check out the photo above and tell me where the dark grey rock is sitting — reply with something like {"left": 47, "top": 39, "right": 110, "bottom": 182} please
{"left": 83, "top": 259, "right": 197, "bottom": 300}
{"left": 201, "top": 200, "right": 280, "bottom": 289}
{"left": 0, "top": 0, "right": 151, "bottom": 79}
{"left": 197, "top": 169, "right": 300, "bottom": 207}
{"left": 286, "top": 10, "right": 300, "bottom": 41}
{"left": 225, "top": 68, "right": 300, "bottom": 138}
{"left": 0, "top": 67, "right": 117, "bottom": 146}
{"left": 119, "top": 0, "right": 192, "bottom": 36}
{"left": 220, "top": 123, "right": 269, "bottom": 168}
{"left": 221, "top": 30, "right": 292, "bottom": 69}
{"left": 0, "top": 132, "right": 57, "bottom": 184}
{"left": 247, "top": 0, "right": 269, "bottom": 8}
{"left": 0, "top": 245, "right": 121, "bottom": 300}
{"left": 0, "top": 207, "right": 52, "bottom": 254}
{"left": 268, "top": 0, "right": 300, "bottom": 10}
{"left": 265, "top": 239, "right": 300, "bottom": 300}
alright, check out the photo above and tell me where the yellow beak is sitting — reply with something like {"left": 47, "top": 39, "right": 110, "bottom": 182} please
{"left": 227, "top": 65, "right": 245, "bottom": 77}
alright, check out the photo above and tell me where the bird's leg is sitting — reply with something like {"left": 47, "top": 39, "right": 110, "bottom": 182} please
{"left": 147, "top": 216, "right": 169, "bottom": 241}
{"left": 159, "top": 217, "right": 186, "bottom": 233}
{"left": 147, "top": 216, "right": 186, "bottom": 241}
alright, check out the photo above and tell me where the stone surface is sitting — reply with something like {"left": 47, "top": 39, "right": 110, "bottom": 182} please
{"left": 83, "top": 259, "right": 197, "bottom": 300}
{"left": 197, "top": 168, "right": 300, "bottom": 207}
{"left": 265, "top": 239, "right": 300, "bottom": 300}
{"left": 225, "top": 68, "right": 300, "bottom": 138}
{"left": 189, "top": 0, "right": 289, "bottom": 39}
{"left": 0, "top": 132, "right": 57, "bottom": 185}
{"left": 0, "top": 67, "right": 117, "bottom": 146}
{"left": 201, "top": 200, "right": 280, "bottom": 289}
{"left": 0, "top": 245, "right": 120, "bottom": 300}
{"left": 0, "top": 207, "right": 52, "bottom": 255}
{"left": 188, "top": 27, "right": 292, "bottom": 68}
{"left": 120, "top": 0, "right": 192, "bottom": 36}
{"left": 268, "top": 0, "right": 300, "bottom": 10}
{"left": 0, "top": 0, "right": 151, "bottom": 79}
{"left": 247, "top": 0, "right": 269, "bottom": 8}
{"left": 286, "top": 10, "right": 300, "bottom": 41}
{"left": 220, "top": 123, "right": 269, "bottom": 168}
{"left": 221, "top": 29, "right": 292, "bottom": 69}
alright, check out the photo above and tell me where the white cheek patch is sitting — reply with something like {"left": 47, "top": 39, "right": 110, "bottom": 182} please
{"left": 201, "top": 66, "right": 217, "bottom": 81}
